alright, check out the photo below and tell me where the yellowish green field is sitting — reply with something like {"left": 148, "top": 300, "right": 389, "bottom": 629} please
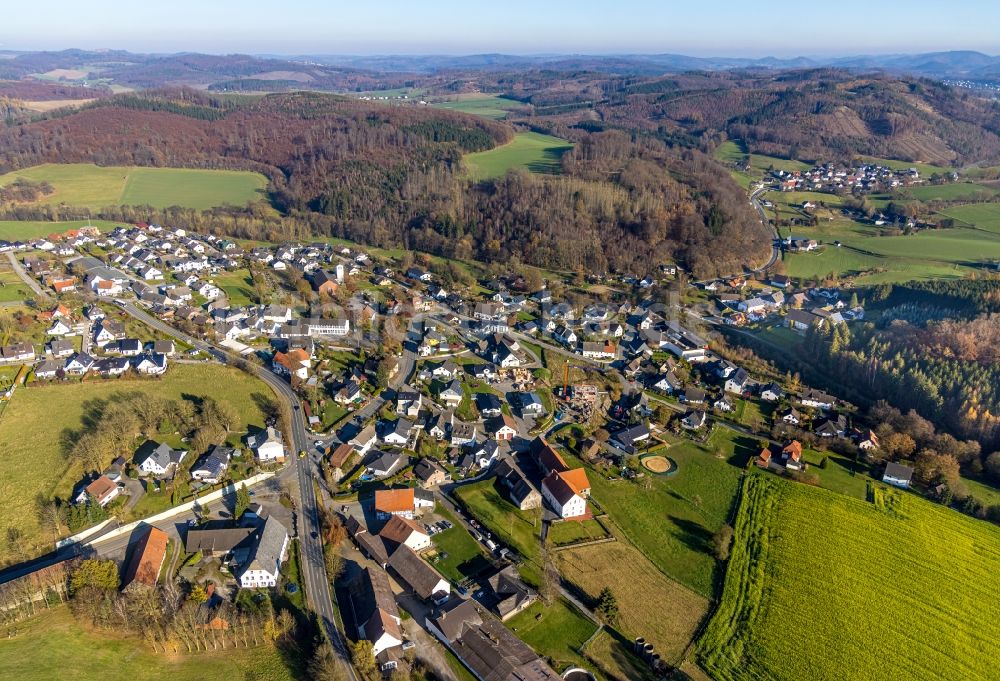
{"left": 698, "top": 474, "right": 1000, "bottom": 681}
{"left": 0, "top": 364, "right": 272, "bottom": 565}
{"left": 0, "top": 164, "right": 268, "bottom": 210}
{"left": 0, "top": 605, "right": 297, "bottom": 681}
{"left": 463, "top": 131, "right": 573, "bottom": 181}
{"left": 432, "top": 94, "right": 523, "bottom": 120}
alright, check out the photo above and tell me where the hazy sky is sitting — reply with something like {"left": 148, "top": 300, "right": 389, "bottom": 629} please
{"left": 2, "top": 0, "right": 996, "bottom": 56}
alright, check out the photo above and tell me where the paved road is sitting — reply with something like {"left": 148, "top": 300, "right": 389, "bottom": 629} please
{"left": 5, "top": 251, "right": 49, "bottom": 299}
{"left": 119, "top": 300, "right": 358, "bottom": 679}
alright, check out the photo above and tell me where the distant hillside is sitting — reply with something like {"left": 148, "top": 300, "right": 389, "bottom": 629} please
{"left": 546, "top": 72, "right": 1000, "bottom": 166}
{"left": 0, "top": 90, "right": 770, "bottom": 277}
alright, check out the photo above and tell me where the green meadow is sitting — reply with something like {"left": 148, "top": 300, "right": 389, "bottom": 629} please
{"left": 463, "top": 131, "right": 573, "bottom": 181}
{"left": 0, "top": 219, "right": 119, "bottom": 241}
{"left": 432, "top": 94, "right": 523, "bottom": 120}
{"left": 0, "top": 164, "right": 268, "bottom": 210}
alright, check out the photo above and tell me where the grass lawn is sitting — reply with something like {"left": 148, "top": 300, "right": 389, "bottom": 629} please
{"left": 0, "top": 219, "right": 120, "bottom": 241}
{"left": 451, "top": 479, "right": 544, "bottom": 586}
{"left": 211, "top": 268, "right": 256, "bottom": 306}
{"left": 584, "top": 629, "right": 657, "bottom": 681}
{"left": 555, "top": 538, "right": 710, "bottom": 664}
{"left": 547, "top": 518, "right": 609, "bottom": 546}
{"left": 572, "top": 429, "right": 748, "bottom": 598}
{"left": 430, "top": 504, "right": 492, "bottom": 584}
{"left": 506, "top": 599, "right": 598, "bottom": 674}
{"left": 698, "top": 473, "right": 1000, "bottom": 681}
{"left": 0, "top": 605, "right": 297, "bottom": 681}
{"left": 938, "top": 201, "right": 1000, "bottom": 234}
{"left": 0, "top": 364, "right": 273, "bottom": 566}
{"left": 0, "top": 269, "right": 32, "bottom": 302}
{"left": 780, "top": 215, "right": 1000, "bottom": 283}
{"left": 463, "top": 132, "right": 573, "bottom": 181}
{"left": 899, "top": 182, "right": 997, "bottom": 201}
{"left": 431, "top": 94, "right": 523, "bottom": 120}
{"left": 0, "top": 164, "right": 268, "bottom": 210}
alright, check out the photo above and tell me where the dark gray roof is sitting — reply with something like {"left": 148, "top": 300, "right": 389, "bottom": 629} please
{"left": 133, "top": 440, "right": 183, "bottom": 468}
{"left": 185, "top": 526, "right": 254, "bottom": 554}
{"left": 387, "top": 545, "right": 447, "bottom": 600}
{"left": 240, "top": 517, "right": 288, "bottom": 576}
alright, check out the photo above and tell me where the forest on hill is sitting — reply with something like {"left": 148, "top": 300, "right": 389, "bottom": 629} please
{"left": 0, "top": 90, "right": 769, "bottom": 277}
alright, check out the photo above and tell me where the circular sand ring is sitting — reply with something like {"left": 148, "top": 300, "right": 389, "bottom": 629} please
{"left": 640, "top": 455, "right": 678, "bottom": 476}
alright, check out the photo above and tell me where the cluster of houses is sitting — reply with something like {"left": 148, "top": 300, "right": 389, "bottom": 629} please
{"left": 770, "top": 162, "right": 923, "bottom": 195}
{"left": 345, "top": 500, "right": 550, "bottom": 677}
{"left": 705, "top": 275, "right": 864, "bottom": 328}
{"left": 0, "top": 303, "right": 175, "bottom": 380}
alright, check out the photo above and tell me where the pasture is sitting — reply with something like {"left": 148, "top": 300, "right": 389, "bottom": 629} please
{"left": 506, "top": 599, "right": 598, "bottom": 675}
{"left": 780, "top": 216, "right": 1000, "bottom": 283}
{"left": 463, "top": 132, "right": 573, "bottom": 181}
{"left": 432, "top": 94, "right": 523, "bottom": 120}
{"left": 898, "top": 182, "right": 997, "bottom": 202}
{"left": 555, "top": 539, "right": 710, "bottom": 664}
{"left": 698, "top": 474, "right": 1000, "bottom": 681}
{"left": 0, "top": 164, "right": 268, "bottom": 210}
{"left": 938, "top": 201, "right": 1000, "bottom": 234}
{"left": 0, "top": 219, "right": 119, "bottom": 241}
{"left": 571, "top": 429, "right": 748, "bottom": 597}
{"left": 210, "top": 268, "right": 256, "bottom": 306}
{"left": 0, "top": 605, "right": 296, "bottom": 681}
{"left": 451, "top": 479, "right": 544, "bottom": 585}
{"left": 0, "top": 365, "right": 272, "bottom": 566}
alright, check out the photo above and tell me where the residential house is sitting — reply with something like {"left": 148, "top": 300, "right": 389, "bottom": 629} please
{"left": 247, "top": 427, "right": 285, "bottom": 462}
{"left": 724, "top": 367, "right": 750, "bottom": 394}
{"left": 780, "top": 407, "right": 803, "bottom": 426}
{"left": 387, "top": 546, "right": 449, "bottom": 603}
{"left": 382, "top": 419, "right": 415, "bottom": 447}
{"left": 349, "top": 425, "right": 377, "bottom": 455}
{"left": 379, "top": 514, "right": 431, "bottom": 552}
{"left": 348, "top": 567, "right": 403, "bottom": 658}
{"left": 438, "top": 379, "right": 464, "bottom": 408}
{"left": 815, "top": 414, "right": 847, "bottom": 438}
{"left": 272, "top": 348, "right": 310, "bottom": 381}
{"left": 476, "top": 393, "right": 503, "bottom": 418}
{"left": 485, "top": 414, "right": 518, "bottom": 441}
{"left": 514, "top": 392, "right": 545, "bottom": 418}
{"left": 190, "top": 445, "right": 233, "bottom": 484}
{"left": 782, "top": 441, "right": 804, "bottom": 470}
{"left": 760, "top": 383, "right": 784, "bottom": 402}
{"left": 121, "top": 526, "right": 169, "bottom": 592}
{"left": 882, "top": 462, "right": 914, "bottom": 489}
{"left": 80, "top": 475, "right": 122, "bottom": 508}
{"left": 47, "top": 319, "right": 73, "bottom": 336}
{"left": 414, "top": 459, "right": 449, "bottom": 488}
{"left": 800, "top": 388, "right": 836, "bottom": 410}
{"left": 482, "top": 566, "right": 535, "bottom": 621}
{"left": 541, "top": 467, "right": 590, "bottom": 518}
{"left": 237, "top": 517, "right": 290, "bottom": 588}
{"left": 681, "top": 410, "right": 707, "bottom": 430}
{"left": 133, "top": 352, "right": 168, "bottom": 375}
{"left": 368, "top": 450, "right": 406, "bottom": 479}
{"left": 494, "top": 457, "right": 542, "bottom": 510}
{"left": 857, "top": 430, "right": 880, "bottom": 452}
{"left": 64, "top": 352, "right": 95, "bottom": 375}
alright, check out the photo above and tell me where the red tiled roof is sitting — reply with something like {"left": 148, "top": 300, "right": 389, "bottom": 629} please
{"left": 374, "top": 488, "right": 415, "bottom": 514}
{"left": 121, "top": 526, "right": 168, "bottom": 589}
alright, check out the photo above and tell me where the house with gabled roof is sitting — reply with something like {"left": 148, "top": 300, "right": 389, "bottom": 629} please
{"left": 237, "top": 517, "right": 289, "bottom": 588}
{"left": 379, "top": 514, "right": 431, "bottom": 552}
{"left": 133, "top": 440, "right": 187, "bottom": 477}
{"left": 121, "top": 526, "right": 168, "bottom": 591}
{"left": 349, "top": 567, "right": 403, "bottom": 658}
